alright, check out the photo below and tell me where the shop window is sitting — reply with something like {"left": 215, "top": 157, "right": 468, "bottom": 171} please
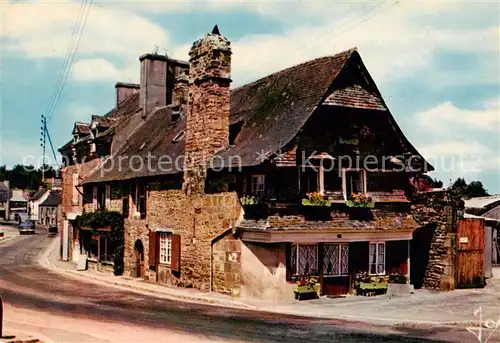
{"left": 291, "top": 244, "right": 318, "bottom": 276}
{"left": 369, "top": 242, "right": 385, "bottom": 275}
{"left": 323, "top": 244, "right": 348, "bottom": 276}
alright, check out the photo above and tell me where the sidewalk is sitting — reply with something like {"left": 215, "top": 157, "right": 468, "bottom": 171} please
{"left": 39, "top": 237, "right": 256, "bottom": 310}
{"left": 40, "top": 236, "right": 500, "bottom": 328}
{"left": 0, "top": 224, "right": 20, "bottom": 244}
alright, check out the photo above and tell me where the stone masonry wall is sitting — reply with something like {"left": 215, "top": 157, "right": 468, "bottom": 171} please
{"left": 123, "top": 188, "right": 243, "bottom": 293}
{"left": 411, "top": 191, "right": 463, "bottom": 290}
{"left": 183, "top": 30, "right": 231, "bottom": 195}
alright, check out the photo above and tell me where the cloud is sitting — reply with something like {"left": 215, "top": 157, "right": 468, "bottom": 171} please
{"left": 411, "top": 100, "right": 499, "bottom": 184}
{"left": 71, "top": 58, "right": 138, "bottom": 82}
{"left": 2, "top": 1, "right": 169, "bottom": 59}
{"left": 415, "top": 99, "right": 500, "bottom": 134}
{"left": 169, "top": 1, "right": 498, "bottom": 88}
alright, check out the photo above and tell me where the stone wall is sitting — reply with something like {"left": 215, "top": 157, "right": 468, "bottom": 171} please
{"left": 183, "top": 30, "right": 231, "bottom": 195}
{"left": 123, "top": 188, "right": 243, "bottom": 293}
{"left": 411, "top": 191, "right": 463, "bottom": 290}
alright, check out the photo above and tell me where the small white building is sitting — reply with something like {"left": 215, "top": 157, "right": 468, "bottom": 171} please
{"left": 29, "top": 188, "right": 50, "bottom": 221}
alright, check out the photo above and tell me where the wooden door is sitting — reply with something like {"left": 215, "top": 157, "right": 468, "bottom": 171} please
{"left": 456, "top": 219, "right": 485, "bottom": 287}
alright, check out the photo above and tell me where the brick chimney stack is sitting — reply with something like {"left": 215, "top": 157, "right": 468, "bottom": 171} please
{"left": 115, "top": 82, "right": 139, "bottom": 106}
{"left": 182, "top": 25, "right": 232, "bottom": 195}
{"left": 139, "top": 53, "right": 168, "bottom": 117}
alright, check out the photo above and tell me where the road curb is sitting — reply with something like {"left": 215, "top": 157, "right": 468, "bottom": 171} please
{"left": 36, "top": 237, "right": 484, "bottom": 329}
{"left": 38, "top": 237, "right": 256, "bottom": 310}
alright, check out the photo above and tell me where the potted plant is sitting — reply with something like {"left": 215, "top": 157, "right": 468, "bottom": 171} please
{"left": 294, "top": 276, "right": 320, "bottom": 300}
{"left": 301, "top": 192, "right": 331, "bottom": 220}
{"left": 388, "top": 273, "right": 407, "bottom": 284}
{"left": 240, "top": 196, "right": 268, "bottom": 220}
{"left": 355, "top": 271, "right": 388, "bottom": 296}
{"left": 347, "top": 193, "right": 374, "bottom": 220}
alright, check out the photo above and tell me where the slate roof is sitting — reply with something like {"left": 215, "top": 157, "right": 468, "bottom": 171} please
{"left": 323, "top": 84, "right": 386, "bottom": 111}
{"left": 238, "top": 213, "right": 417, "bottom": 232}
{"left": 59, "top": 93, "right": 141, "bottom": 153}
{"left": 31, "top": 188, "right": 48, "bottom": 201}
{"left": 40, "top": 190, "right": 61, "bottom": 207}
{"left": 83, "top": 48, "right": 432, "bottom": 184}
{"left": 73, "top": 122, "right": 91, "bottom": 135}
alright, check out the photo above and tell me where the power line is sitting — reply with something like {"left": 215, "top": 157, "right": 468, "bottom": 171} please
{"left": 46, "top": 0, "right": 94, "bottom": 123}
{"left": 296, "top": 0, "right": 399, "bottom": 54}
{"left": 42, "top": 0, "right": 87, "bottom": 122}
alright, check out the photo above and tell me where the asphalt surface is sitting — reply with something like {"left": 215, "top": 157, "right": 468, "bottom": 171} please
{"left": 0, "top": 232, "right": 481, "bottom": 343}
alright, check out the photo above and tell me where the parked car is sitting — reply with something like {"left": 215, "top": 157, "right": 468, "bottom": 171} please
{"left": 18, "top": 214, "right": 35, "bottom": 235}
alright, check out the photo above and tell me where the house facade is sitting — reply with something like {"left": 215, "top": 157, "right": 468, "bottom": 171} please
{"left": 38, "top": 190, "right": 61, "bottom": 230}
{"left": 29, "top": 187, "right": 50, "bottom": 222}
{"left": 60, "top": 26, "right": 447, "bottom": 299}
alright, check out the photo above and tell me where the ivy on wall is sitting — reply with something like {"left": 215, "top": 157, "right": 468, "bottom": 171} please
{"left": 75, "top": 210, "right": 125, "bottom": 275}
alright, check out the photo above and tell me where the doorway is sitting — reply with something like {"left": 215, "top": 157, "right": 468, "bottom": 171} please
{"left": 134, "top": 239, "right": 145, "bottom": 278}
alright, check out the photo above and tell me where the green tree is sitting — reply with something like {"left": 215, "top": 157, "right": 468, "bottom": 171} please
{"left": 450, "top": 178, "right": 489, "bottom": 199}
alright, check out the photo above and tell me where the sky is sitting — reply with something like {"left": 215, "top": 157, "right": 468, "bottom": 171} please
{"left": 1, "top": 0, "right": 499, "bottom": 193}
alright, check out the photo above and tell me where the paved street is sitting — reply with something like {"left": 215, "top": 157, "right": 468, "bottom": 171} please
{"left": 0, "top": 230, "right": 493, "bottom": 342}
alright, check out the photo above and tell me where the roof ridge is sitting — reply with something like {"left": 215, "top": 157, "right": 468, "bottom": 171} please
{"left": 231, "top": 47, "right": 356, "bottom": 93}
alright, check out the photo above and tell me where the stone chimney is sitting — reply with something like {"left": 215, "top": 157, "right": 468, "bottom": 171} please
{"left": 182, "top": 25, "right": 232, "bottom": 195}
{"left": 139, "top": 53, "right": 168, "bottom": 117}
{"left": 115, "top": 82, "right": 139, "bottom": 106}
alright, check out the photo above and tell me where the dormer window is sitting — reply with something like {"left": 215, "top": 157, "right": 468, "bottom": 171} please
{"left": 229, "top": 121, "right": 243, "bottom": 146}
{"left": 73, "top": 134, "right": 78, "bottom": 144}
{"left": 172, "top": 130, "right": 185, "bottom": 143}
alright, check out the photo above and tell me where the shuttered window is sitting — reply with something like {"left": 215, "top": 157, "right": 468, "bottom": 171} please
{"left": 159, "top": 233, "right": 172, "bottom": 264}
{"left": 171, "top": 234, "right": 181, "bottom": 272}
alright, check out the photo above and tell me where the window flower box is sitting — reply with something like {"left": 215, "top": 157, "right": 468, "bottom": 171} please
{"left": 241, "top": 197, "right": 268, "bottom": 220}
{"left": 301, "top": 192, "right": 331, "bottom": 220}
{"left": 294, "top": 277, "right": 320, "bottom": 301}
{"left": 346, "top": 193, "right": 374, "bottom": 208}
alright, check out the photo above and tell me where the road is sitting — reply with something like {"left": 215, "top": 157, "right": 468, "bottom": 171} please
{"left": 0, "top": 231, "right": 483, "bottom": 342}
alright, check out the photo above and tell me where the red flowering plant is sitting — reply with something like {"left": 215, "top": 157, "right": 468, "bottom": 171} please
{"left": 296, "top": 275, "right": 318, "bottom": 287}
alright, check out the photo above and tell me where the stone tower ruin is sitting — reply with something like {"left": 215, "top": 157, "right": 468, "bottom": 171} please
{"left": 182, "top": 25, "right": 232, "bottom": 195}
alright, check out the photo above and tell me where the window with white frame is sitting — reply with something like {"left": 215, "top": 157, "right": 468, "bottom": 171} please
{"left": 344, "top": 169, "right": 366, "bottom": 199}
{"left": 323, "top": 243, "right": 349, "bottom": 276}
{"left": 291, "top": 244, "right": 318, "bottom": 276}
{"left": 369, "top": 242, "right": 385, "bottom": 275}
{"left": 251, "top": 175, "right": 265, "bottom": 198}
{"left": 159, "top": 232, "right": 172, "bottom": 264}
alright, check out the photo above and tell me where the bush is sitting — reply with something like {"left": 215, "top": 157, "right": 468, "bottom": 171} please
{"left": 388, "top": 273, "right": 407, "bottom": 284}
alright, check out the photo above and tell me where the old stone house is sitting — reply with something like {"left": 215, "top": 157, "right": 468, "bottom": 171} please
{"left": 39, "top": 190, "right": 61, "bottom": 229}
{"left": 59, "top": 26, "right": 455, "bottom": 299}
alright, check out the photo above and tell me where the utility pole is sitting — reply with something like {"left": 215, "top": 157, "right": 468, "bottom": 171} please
{"left": 40, "top": 114, "right": 47, "bottom": 183}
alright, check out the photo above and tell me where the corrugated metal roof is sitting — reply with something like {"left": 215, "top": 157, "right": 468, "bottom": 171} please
{"left": 464, "top": 195, "right": 500, "bottom": 209}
